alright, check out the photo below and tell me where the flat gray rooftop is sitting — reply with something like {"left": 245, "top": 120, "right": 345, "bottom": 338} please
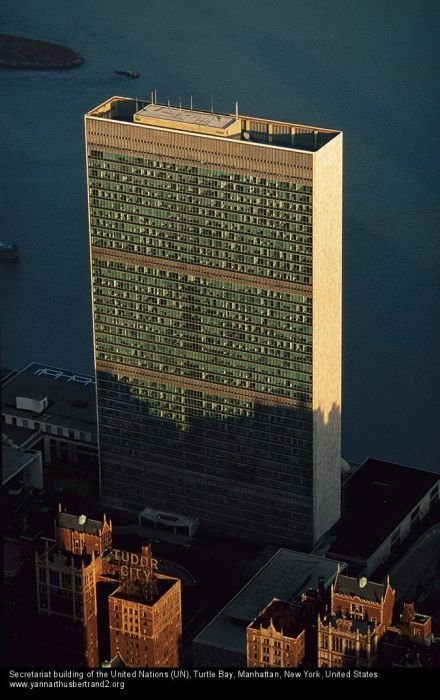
{"left": 135, "top": 103, "right": 237, "bottom": 129}
{"left": 2, "top": 423, "right": 39, "bottom": 448}
{"left": 2, "top": 363, "right": 96, "bottom": 433}
{"left": 2, "top": 445, "right": 38, "bottom": 485}
{"left": 194, "top": 548, "right": 345, "bottom": 655}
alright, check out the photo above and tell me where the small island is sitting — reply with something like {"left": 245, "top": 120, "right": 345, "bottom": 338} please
{"left": 0, "top": 34, "right": 84, "bottom": 69}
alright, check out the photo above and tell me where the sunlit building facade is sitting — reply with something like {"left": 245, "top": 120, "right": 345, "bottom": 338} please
{"left": 109, "top": 575, "right": 181, "bottom": 667}
{"left": 247, "top": 599, "right": 306, "bottom": 667}
{"left": 85, "top": 98, "right": 342, "bottom": 547}
{"left": 35, "top": 509, "right": 182, "bottom": 667}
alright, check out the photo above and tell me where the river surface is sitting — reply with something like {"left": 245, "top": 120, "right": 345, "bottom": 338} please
{"left": 0, "top": 0, "right": 439, "bottom": 470}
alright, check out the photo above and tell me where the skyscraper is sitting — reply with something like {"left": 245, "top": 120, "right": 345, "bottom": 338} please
{"left": 85, "top": 97, "right": 342, "bottom": 548}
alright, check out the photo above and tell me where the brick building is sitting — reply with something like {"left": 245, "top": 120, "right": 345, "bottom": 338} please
{"left": 317, "top": 615, "right": 379, "bottom": 668}
{"left": 55, "top": 506, "right": 112, "bottom": 556}
{"left": 1, "top": 363, "right": 97, "bottom": 467}
{"left": 379, "top": 601, "right": 438, "bottom": 667}
{"left": 317, "top": 573, "right": 395, "bottom": 668}
{"left": 194, "top": 549, "right": 344, "bottom": 667}
{"left": 245, "top": 569, "right": 437, "bottom": 669}
{"left": 35, "top": 544, "right": 102, "bottom": 666}
{"left": 331, "top": 574, "right": 395, "bottom": 632}
{"left": 247, "top": 599, "right": 306, "bottom": 668}
{"left": 399, "top": 601, "right": 431, "bottom": 641}
{"left": 109, "top": 575, "right": 181, "bottom": 667}
{"left": 35, "top": 509, "right": 182, "bottom": 667}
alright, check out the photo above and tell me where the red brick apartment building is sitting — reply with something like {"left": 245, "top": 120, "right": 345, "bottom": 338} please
{"left": 247, "top": 571, "right": 437, "bottom": 668}
{"left": 247, "top": 599, "right": 306, "bottom": 668}
{"left": 35, "top": 508, "right": 181, "bottom": 667}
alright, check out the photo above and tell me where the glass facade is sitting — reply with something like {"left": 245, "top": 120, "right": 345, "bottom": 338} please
{"left": 97, "top": 373, "right": 313, "bottom": 540}
{"left": 86, "top": 118, "right": 331, "bottom": 546}
{"left": 89, "top": 152, "right": 312, "bottom": 284}
{"left": 92, "top": 262, "right": 312, "bottom": 401}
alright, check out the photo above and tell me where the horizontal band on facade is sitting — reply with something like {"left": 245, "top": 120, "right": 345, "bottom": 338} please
{"left": 91, "top": 246, "right": 312, "bottom": 297}
{"left": 96, "top": 359, "right": 310, "bottom": 409}
{"left": 85, "top": 118, "right": 314, "bottom": 185}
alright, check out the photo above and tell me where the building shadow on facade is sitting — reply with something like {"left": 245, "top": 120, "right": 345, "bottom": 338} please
{"left": 96, "top": 370, "right": 340, "bottom": 550}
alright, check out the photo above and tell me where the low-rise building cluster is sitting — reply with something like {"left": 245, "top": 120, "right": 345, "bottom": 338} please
{"left": 247, "top": 572, "right": 439, "bottom": 668}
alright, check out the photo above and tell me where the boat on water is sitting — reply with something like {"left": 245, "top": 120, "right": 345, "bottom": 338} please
{"left": 0, "top": 242, "right": 19, "bottom": 260}
{"left": 114, "top": 70, "right": 140, "bottom": 79}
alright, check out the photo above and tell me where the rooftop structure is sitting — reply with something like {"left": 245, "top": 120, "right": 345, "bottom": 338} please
{"left": 55, "top": 507, "right": 112, "bottom": 557}
{"left": 247, "top": 598, "right": 306, "bottom": 668}
{"left": 89, "top": 96, "right": 339, "bottom": 151}
{"left": 329, "top": 458, "right": 440, "bottom": 575}
{"left": 2, "top": 362, "right": 96, "bottom": 432}
{"left": 334, "top": 575, "right": 386, "bottom": 604}
{"left": 58, "top": 512, "right": 105, "bottom": 536}
{"left": 35, "top": 509, "right": 182, "bottom": 668}
{"left": 331, "top": 572, "right": 395, "bottom": 631}
{"left": 2, "top": 362, "right": 98, "bottom": 467}
{"left": 110, "top": 574, "right": 176, "bottom": 606}
{"left": 134, "top": 103, "right": 241, "bottom": 137}
{"left": 249, "top": 598, "right": 305, "bottom": 639}
{"left": 323, "top": 614, "right": 376, "bottom": 636}
{"left": 139, "top": 506, "right": 199, "bottom": 537}
{"left": 192, "top": 549, "right": 345, "bottom": 666}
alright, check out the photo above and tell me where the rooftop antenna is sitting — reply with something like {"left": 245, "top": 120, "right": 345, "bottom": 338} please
{"left": 235, "top": 100, "right": 239, "bottom": 118}
{"left": 179, "top": 97, "right": 182, "bottom": 110}
{"left": 150, "top": 90, "right": 154, "bottom": 104}
{"left": 190, "top": 95, "right": 193, "bottom": 110}
{"left": 211, "top": 94, "right": 214, "bottom": 113}
{"left": 167, "top": 96, "right": 170, "bottom": 107}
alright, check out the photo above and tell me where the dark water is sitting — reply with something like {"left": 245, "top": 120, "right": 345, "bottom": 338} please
{"left": 1, "top": 0, "right": 439, "bottom": 470}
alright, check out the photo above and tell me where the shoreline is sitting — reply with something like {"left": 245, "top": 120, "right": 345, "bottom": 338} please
{"left": 0, "top": 34, "right": 84, "bottom": 69}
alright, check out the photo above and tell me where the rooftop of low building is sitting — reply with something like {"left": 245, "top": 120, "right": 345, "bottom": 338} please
{"left": 2, "top": 444, "right": 40, "bottom": 486}
{"left": 193, "top": 548, "right": 345, "bottom": 654}
{"left": 323, "top": 613, "right": 377, "bottom": 636}
{"left": 57, "top": 511, "right": 105, "bottom": 535}
{"left": 330, "top": 458, "right": 439, "bottom": 559}
{"left": 2, "top": 362, "right": 96, "bottom": 433}
{"left": 334, "top": 573, "right": 386, "bottom": 604}
{"left": 249, "top": 598, "right": 305, "bottom": 639}
{"left": 109, "top": 573, "right": 177, "bottom": 606}
{"left": 38, "top": 545, "right": 95, "bottom": 570}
